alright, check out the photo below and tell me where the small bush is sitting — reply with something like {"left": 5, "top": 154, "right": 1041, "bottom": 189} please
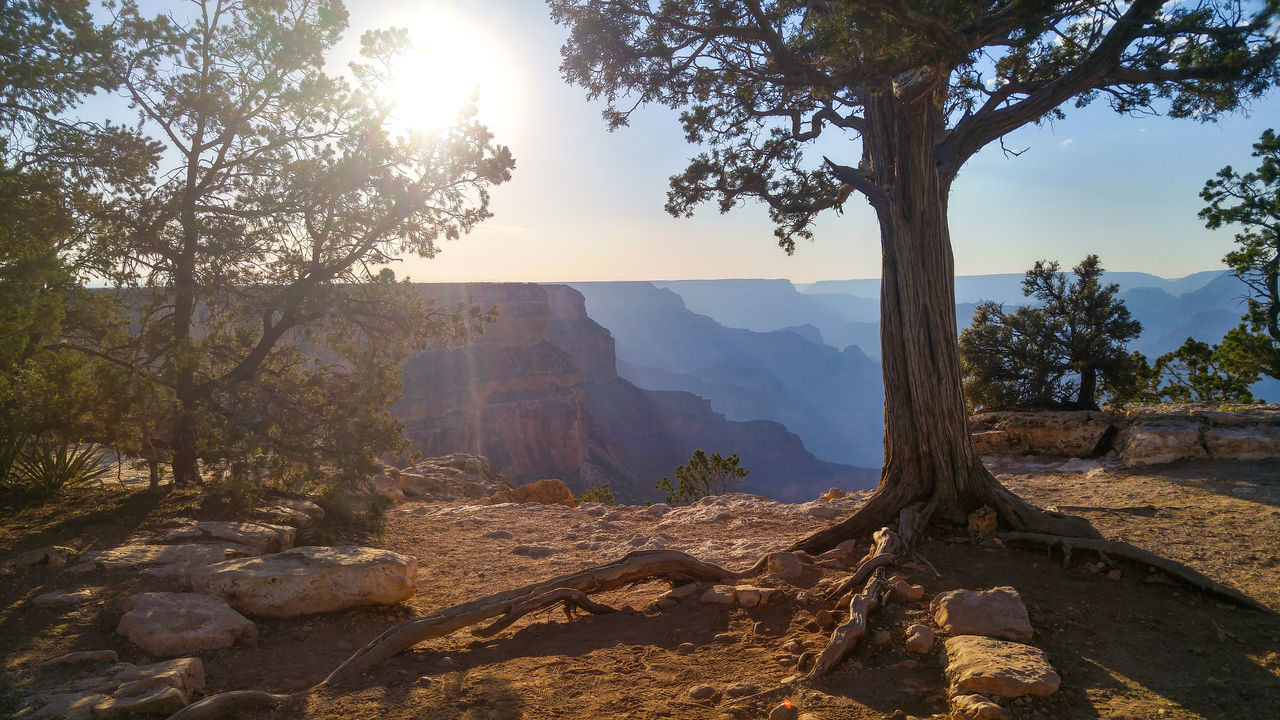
{"left": 1, "top": 436, "right": 111, "bottom": 500}
{"left": 657, "top": 449, "right": 748, "bottom": 505}
{"left": 576, "top": 483, "right": 614, "bottom": 505}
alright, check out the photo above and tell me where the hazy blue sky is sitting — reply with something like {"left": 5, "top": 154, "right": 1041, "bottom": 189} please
{"left": 261, "top": 1, "right": 1280, "bottom": 283}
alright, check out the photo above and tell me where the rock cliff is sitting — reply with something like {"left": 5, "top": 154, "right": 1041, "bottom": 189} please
{"left": 394, "top": 283, "right": 877, "bottom": 503}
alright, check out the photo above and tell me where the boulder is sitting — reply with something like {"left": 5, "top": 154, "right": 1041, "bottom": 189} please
{"left": 397, "top": 453, "right": 508, "bottom": 500}
{"left": 1203, "top": 425, "right": 1280, "bottom": 460}
{"left": 151, "top": 519, "right": 296, "bottom": 554}
{"left": 186, "top": 546, "right": 416, "bottom": 617}
{"left": 509, "top": 478, "right": 574, "bottom": 506}
{"left": 19, "top": 657, "right": 204, "bottom": 720}
{"left": 765, "top": 552, "right": 805, "bottom": 579}
{"left": 819, "top": 487, "right": 847, "bottom": 501}
{"left": 970, "top": 411, "right": 1114, "bottom": 457}
{"left": 931, "top": 587, "right": 1033, "bottom": 642}
{"left": 117, "top": 592, "right": 256, "bottom": 656}
{"left": 74, "top": 543, "right": 259, "bottom": 573}
{"left": 1117, "top": 421, "right": 1206, "bottom": 466}
{"left": 944, "top": 635, "right": 1060, "bottom": 698}
{"left": 368, "top": 470, "right": 406, "bottom": 504}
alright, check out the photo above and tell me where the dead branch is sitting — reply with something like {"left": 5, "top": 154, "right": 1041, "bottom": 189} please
{"left": 809, "top": 567, "right": 888, "bottom": 679}
{"left": 1000, "top": 532, "right": 1272, "bottom": 612}
{"left": 474, "top": 587, "right": 615, "bottom": 638}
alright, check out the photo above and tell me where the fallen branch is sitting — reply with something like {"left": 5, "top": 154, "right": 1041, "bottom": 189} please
{"left": 1000, "top": 532, "right": 1272, "bottom": 612}
{"left": 474, "top": 587, "right": 615, "bottom": 638}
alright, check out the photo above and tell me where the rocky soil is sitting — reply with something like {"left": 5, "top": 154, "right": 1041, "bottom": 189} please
{"left": 1, "top": 458, "right": 1277, "bottom": 720}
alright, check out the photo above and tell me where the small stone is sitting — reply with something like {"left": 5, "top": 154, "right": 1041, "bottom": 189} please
{"left": 41, "top": 650, "right": 118, "bottom": 667}
{"left": 677, "top": 642, "right": 696, "bottom": 654}
{"left": 769, "top": 699, "right": 800, "bottom": 720}
{"left": 736, "top": 587, "right": 764, "bottom": 608}
{"left": 482, "top": 530, "right": 513, "bottom": 540}
{"left": 777, "top": 655, "right": 797, "bottom": 666}
{"left": 904, "top": 623, "right": 935, "bottom": 654}
{"left": 1107, "top": 569, "right": 1122, "bottom": 581}
{"left": 820, "top": 487, "right": 848, "bottom": 501}
{"left": 688, "top": 684, "right": 717, "bottom": 700}
{"left": 645, "top": 503, "right": 671, "bottom": 516}
{"left": 815, "top": 609, "right": 836, "bottom": 630}
{"left": 724, "top": 682, "right": 758, "bottom": 698}
{"left": 783, "top": 638, "right": 805, "bottom": 653}
{"left": 944, "top": 635, "right": 1061, "bottom": 697}
{"left": 439, "top": 656, "right": 455, "bottom": 669}
{"left": 663, "top": 583, "right": 701, "bottom": 601}
{"left": 1205, "top": 676, "right": 1227, "bottom": 689}
{"left": 804, "top": 620, "right": 820, "bottom": 632}
{"left": 753, "top": 621, "right": 767, "bottom": 635}
{"left": 701, "top": 585, "right": 737, "bottom": 605}
{"left": 888, "top": 576, "right": 926, "bottom": 602}
{"left": 952, "top": 693, "right": 1009, "bottom": 720}
{"left": 766, "top": 552, "right": 805, "bottom": 579}
{"left": 873, "top": 629, "right": 892, "bottom": 646}
{"left": 714, "top": 632, "right": 738, "bottom": 644}
{"left": 512, "top": 544, "right": 557, "bottom": 559}
{"left": 657, "top": 598, "right": 678, "bottom": 611}
{"left": 888, "top": 659, "right": 919, "bottom": 670}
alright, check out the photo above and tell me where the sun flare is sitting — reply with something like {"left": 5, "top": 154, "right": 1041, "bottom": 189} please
{"left": 387, "top": 11, "right": 507, "bottom": 133}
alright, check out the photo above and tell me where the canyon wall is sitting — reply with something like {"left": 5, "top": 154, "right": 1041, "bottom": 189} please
{"left": 394, "top": 283, "right": 877, "bottom": 503}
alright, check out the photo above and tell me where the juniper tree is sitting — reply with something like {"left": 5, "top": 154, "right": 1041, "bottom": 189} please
{"left": 961, "top": 255, "right": 1143, "bottom": 411}
{"left": 549, "top": 0, "right": 1280, "bottom": 545}
{"left": 1201, "top": 128, "right": 1280, "bottom": 380}
{"left": 87, "top": 0, "right": 514, "bottom": 486}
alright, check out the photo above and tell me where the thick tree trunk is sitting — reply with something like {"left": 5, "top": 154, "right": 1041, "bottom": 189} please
{"left": 170, "top": 208, "right": 202, "bottom": 488}
{"left": 1075, "top": 367, "right": 1098, "bottom": 410}
{"left": 792, "top": 86, "right": 1098, "bottom": 554}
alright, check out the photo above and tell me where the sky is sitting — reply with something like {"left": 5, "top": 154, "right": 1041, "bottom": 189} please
{"left": 179, "top": 1, "right": 1280, "bottom": 284}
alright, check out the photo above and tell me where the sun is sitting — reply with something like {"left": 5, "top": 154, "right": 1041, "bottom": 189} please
{"left": 386, "top": 11, "right": 507, "bottom": 133}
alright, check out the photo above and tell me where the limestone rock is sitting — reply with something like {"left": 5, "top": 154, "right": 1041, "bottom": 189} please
{"left": 770, "top": 699, "right": 800, "bottom": 720}
{"left": 931, "top": 587, "right": 1033, "bottom": 642}
{"left": 20, "top": 657, "right": 204, "bottom": 720}
{"left": 152, "top": 519, "right": 296, "bottom": 554}
{"left": 397, "top": 453, "right": 508, "bottom": 500}
{"left": 905, "top": 623, "right": 935, "bottom": 654}
{"left": 645, "top": 502, "right": 671, "bottom": 516}
{"left": 33, "top": 588, "right": 97, "bottom": 608}
{"left": 187, "top": 546, "right": 416, "bottom": 617}
{"left": 766, "top": 552, "right": 805, "bottom": 579}
{"left": 11, "top": 546, "right": 79, "bottom": 569}
{"left": 368, "top": 470, "right": 406, "bottom": 504}
{"left": 1203, "top": 425, "right": 1280, "bottom": 460}
{"left": 951, "top": 693, "right": 1008, "bottom": 720}
{"left": 1117, "top": 422, "right": 1206, "bottom": 466}
{"left": 76, "top": 543, "right": 259, "bottom": 573}
{"left": 509, "top": 478, "right": 575, "bottom": 506}
{"left": 888, "top": 575, "right": 925, "bottom": 602}
{"left": 970, "top": 411, "right": 1115, "bottom": 456}
{"left": 701, "top": 584, "right": 737, "bottom": 605}
{"left": 118, "top": 592, "right": 256, "bottom": 656}
{"left": 512, "top": 543, "right": 558, "bottom": 558}
{"left": 944, "top": 635, "right": 1060, "bottom": 698}
{"left": 819, "top": 487, "right": 848, "bottom": 501}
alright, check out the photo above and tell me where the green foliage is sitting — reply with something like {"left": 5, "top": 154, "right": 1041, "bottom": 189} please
{"left": 1146, "top": 331, "right": 1261, "bottom": 403}
{"left": 1200, "top": 129, "right": 1280, "bottom": 380}
{"left": 961, "top": 256, "right": 1143, "bottom": 411}
{"left": 575, "top": 483, "right": 615, "bottom": 506}
{"left": 657, "top": 449, "right": 748, "bottom": 505}
{"left": 0, "top": 435, "right": 111, "bottom": 500}
{"left": 550, "top": 0, "right": 1280, "bottom": 252}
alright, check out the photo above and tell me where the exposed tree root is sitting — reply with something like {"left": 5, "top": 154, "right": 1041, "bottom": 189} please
{"left": 166, "top": 691, "right": 290, "bottom": 720}
{"left": 809, "top": 567, "right": 888, "bottom": 679}
{"left": 474, "top": 588, "right": 615, "bottom": 638}
{"left": 1000, "top": 531, "right": 1272, "bottom": 612}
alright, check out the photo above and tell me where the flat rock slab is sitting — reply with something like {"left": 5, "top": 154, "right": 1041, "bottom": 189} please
{"left": 117, "top": 592, "right": 256, "bottom": 656}
{"left": 931, "top": 586, "right": 1033, "bottom": 641}
{"left": 71, "top": 543, "right": 259, "bottom": 573}
{"left": 152, "top": 519, "right": 296, "bottom": 554}
{"left": 33, "top": 588, "right": 98, "bottom": 608}
{"left": 945, "top": 635, "right": 1061, "bottom": 698}
{"left": 187, "top": 545, "right": 417, "bottom": 617}
{"left": 19, "top": 657, "right": 203, "bottom": 720}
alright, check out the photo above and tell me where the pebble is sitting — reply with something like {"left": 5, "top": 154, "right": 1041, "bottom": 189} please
{"left": 439, "top": 656, "right": 455, "bottom": 669}
{"left": 783, "top": 638, "right": 805, "bottom": 653}
{"left": 873, "top": 629, "right": 892, "bottom": 645}
{"left": 815, "top": 609, "right": 836, "bottom": 630}
{"left": 676, "top": 642, "right": 696, "bottom": 654}
{"left": 777, "top": 655, "right": 796, "bottom": 666}
{"left": 714, "top": 632, "right": 738, "bottom": 643}
{"left": 769, "top": 699, "right": 800, "bottom": 720}
{"left": 724, "top": 682, "right": 758, "bottom": 698}
{"left": 753, "top": 621, "right": 767, "bottom": 635}
{"left": 688, "top": 684, "right": 717, "bottom": 700}
{"left": 904, "top": 623, "right": 935, "bottom": 654}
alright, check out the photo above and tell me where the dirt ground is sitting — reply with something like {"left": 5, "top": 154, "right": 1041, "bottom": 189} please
{"left": 1, "top": 458, "right": 1278, "bottom": 720}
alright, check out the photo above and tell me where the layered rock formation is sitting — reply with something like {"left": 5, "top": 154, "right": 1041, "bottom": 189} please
{"left": 394, "top": 283, "right": 877, "bottom": 503}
